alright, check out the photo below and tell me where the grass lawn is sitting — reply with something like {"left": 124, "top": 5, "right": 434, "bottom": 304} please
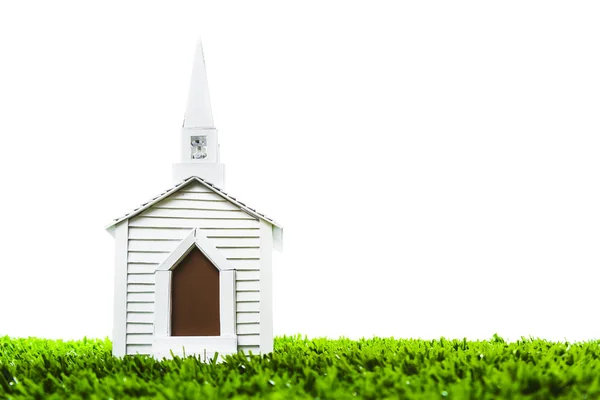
{"left": 1, "top": 334, "right": 599, "bottom": 399}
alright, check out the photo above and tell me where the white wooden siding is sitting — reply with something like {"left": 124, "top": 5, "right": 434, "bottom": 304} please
{"left": 204, "top": 229, "right": 260, "bottom": 238}
{"left": 124, "top": 182, "right": 262, "bottom": 355}
{"left": 179, "top": 184, "right": 213, "bottom": 193}
{"left": 238, "top": 335, "right": 261, "bottom": 346}
{"left": 212, "top": 237, "right": 260, "bottom": 247}
{"left": 236, "top": 281, "right": 260, "bottom": 291}
{"left": 127, "top": 293, "right": 153, "bottom": 302}
{"left": 127, "top": 273, "right": 155, "bottom": 284}
{"left": 127, "top": 312, "right": 153, "bottom": 323}
{"left": 236, "top": 271, "right": 260, "bottom": 281}
{"left": 237, "top": 323, "right": 260, "bottom": 334}
{"left": 129, "top": 217, "right": 259, "bottom": 229}
{"left": 239, "top": 345, "right": 261, "bottom": 354}
{"left": 237, "top": 292, "right": 260, "bottom": 302}
{"left": 169, "top": 192, "right": 228, "bottom": 201}
{"left": 128, "top": 265, "right": 159, "bottom": 274}
{"left": 237, "top": 312, "right": 260, "bottom": 324}
{"left": 127, "top": 323, "right": 154, "bottom": 334}
{"left": 237, "top": 302, "right": 260, "bottom": 312}
{"left": 141, "top": 208, "right": 255, "bottom": 220}
{"left": 128, "top": 228, "right": 192, "bottom": 240}
{"left": 127, "top": 302, "right": 154, "bottom": 312}
{"left": 128, "top": 240, "right": 181, "bottom": 252}
{"left": 154, "top": 199, "right": 240, "bottom": 211}
{"left": 220, "top": 248, "right": 260, "bottom": 259}
{"left": 126, "top": 344, "right": 153, "bottom": 355}
{"left": 229, "top": 260, "right": 261, "bottom": 270}
{"left": 127, "top": 284, "right": 155, "bottom": 293}
{"left": 126, "top": 334, "right": 154, "bottom": 345}
{"left": 128, "top": 253, "right": 170, "bottom": 263}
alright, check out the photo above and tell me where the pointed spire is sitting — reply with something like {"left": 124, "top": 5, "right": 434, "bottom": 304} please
{"left": 183, "top": 39, "right": 214, "bottom": 128}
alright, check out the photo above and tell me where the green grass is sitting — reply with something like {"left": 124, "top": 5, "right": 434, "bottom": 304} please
{"left": 1, "top": 335, "right": 599, "bottom": 399}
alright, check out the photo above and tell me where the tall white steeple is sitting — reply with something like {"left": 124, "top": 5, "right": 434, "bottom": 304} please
{"left": 172, "top": 39, "right": 225, "bottom": 188}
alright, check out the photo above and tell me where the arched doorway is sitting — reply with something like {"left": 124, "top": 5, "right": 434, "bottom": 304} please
{"left": 171, "top": 247, "right": 220, "bottom": 336}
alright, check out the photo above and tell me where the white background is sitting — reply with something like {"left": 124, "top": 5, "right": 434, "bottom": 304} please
{"left": 1, "top": 1, "right": 598, "bottom": 343}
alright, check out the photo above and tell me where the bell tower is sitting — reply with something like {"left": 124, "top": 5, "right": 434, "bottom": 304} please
{"left": 172, "top": 39, "right": 225, "bottom": 188}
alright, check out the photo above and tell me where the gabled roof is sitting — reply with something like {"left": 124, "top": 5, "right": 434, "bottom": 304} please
{"left": 106, "top": 176, "right": 282, "bottom": 249}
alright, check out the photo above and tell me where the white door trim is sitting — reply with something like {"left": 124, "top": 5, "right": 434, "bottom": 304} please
{"left": 153, "top": 229, "right": 237, "bottom": 359}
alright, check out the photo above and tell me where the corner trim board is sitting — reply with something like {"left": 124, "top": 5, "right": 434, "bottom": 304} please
{"left": 112, "top": 220, "right": 129, "bottom": 357}
{"left": 259, "top": 220, "right": 274, "bottom": 354}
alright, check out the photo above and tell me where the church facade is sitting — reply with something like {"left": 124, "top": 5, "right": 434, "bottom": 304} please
{"left": 106, "top": 41, "right": 282, "bottom": 359}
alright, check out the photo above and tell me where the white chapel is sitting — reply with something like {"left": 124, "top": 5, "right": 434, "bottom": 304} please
{"left": 106, "top": 40, "right": 282, "bottom": 360}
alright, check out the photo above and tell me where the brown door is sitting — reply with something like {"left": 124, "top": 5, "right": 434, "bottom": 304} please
{"left": 171, "top": 247, "right": 220, "bottom": 336}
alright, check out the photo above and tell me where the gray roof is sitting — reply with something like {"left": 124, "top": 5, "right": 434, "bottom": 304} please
{"left": 105, "top": 176, "right": 282, "bottom": 233}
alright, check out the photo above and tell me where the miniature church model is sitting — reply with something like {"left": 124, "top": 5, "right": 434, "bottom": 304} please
{"left": 106, "top": 41, "right": 282, "bottom": 359}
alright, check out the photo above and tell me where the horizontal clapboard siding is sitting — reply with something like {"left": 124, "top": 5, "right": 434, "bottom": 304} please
{"left": 238, "top": 335, "right": 260, "bottom": 347}
{"left": 127, "top": 273, "right": 155, "bottom": 284}
{"left": 126, "top": 344, "right": 153, "bottom": 355}
{"left": 142, "top": 208, "right": 255, "bottom": 220}
{"left": 237, "top": 292, "right": 260, "bottom": 302}
{"left": 128, "top": 264, "right": 159, "bottom": 274}
{"left": 237, "top": 312, "right": 260, "bottom": 324}
{"left": 128, "top": 240, "right": 181, "bottom": 252}
{"left": 126, "top": 333, "right": 154, "bottom": 345}
{"left": 213, "top": 237, "right": 260, "bottom": 247}
{"left": 123, "top": 183, "right": 263, "bottom": 356}
{"left": 239, "top": 345, "right": 261, "bottom": 355}
{"left": 128, "top": 228, "right": 193, "bottom": 240}
{"left": 127, "top": 302, "right": 154, "bottom": 312}
{"left": 127, "top": 312, "right": 153, "bottom": 323}
{"left": 176, "top": 190, "right": 213, "bottom": 197}
{"left": 170, "top": 191, "right": 227, "bottom": 201}
{"left": 203, "top": 229, "right": 260, "bottom": 238}
{"left": 237, "top": 323, "right": 260, "bottom": 334}
{"left": 128, "top": 228, "right": 260, "bottom": 240}
{"left": 126, "top": 323, "right": 154, "bottom": 334}
{"left": 128, "top": 252, "right": 170, "bottom": 264}
{"left": 237, "top": 281, "right": 260, "bottom": 292}
{"left": 155, "top": 198, "right": 240, "bottom": 211}
{"left": 237, "top": 302, "right": 260, "bottom": 312}
{"left": 229, "top": 260, "right": 261, "bottom": 270}
{"left": 221, "top": 248, "right": 260, "bottom": 259}
{"left": 236, "top": 271, "right": 260, "bottom": 281}
{"left": 127, "top": 293, "right": 154, "bottom": 302}
{"left": 127, "top": 284, "right": 155, "bottom": 293}
{"left": 130, "top": 217, "right": 259, "bottom": 229}
{"left": 179, "top": 182, "right": 213, "bottom": 193}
